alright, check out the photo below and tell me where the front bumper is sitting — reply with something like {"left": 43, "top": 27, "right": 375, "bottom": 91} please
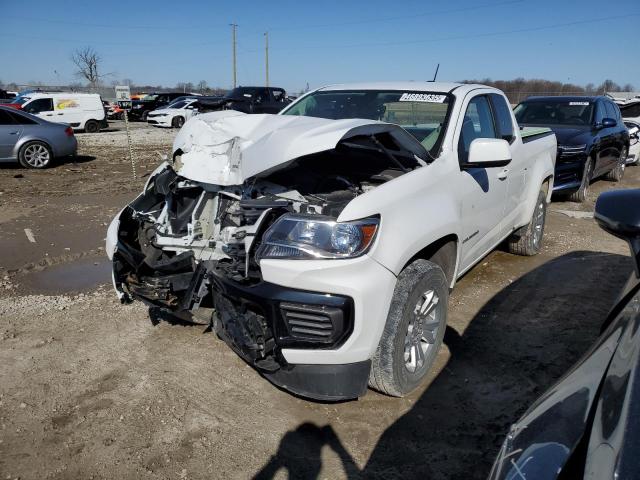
{"left": 552, "top": 155, "right": 587, "bottom": 193}
{"left": 147, "top": 116, "right": 171, "bottom": 127}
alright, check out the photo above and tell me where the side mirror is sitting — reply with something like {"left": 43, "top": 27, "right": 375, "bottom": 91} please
{"left": 598, "top": 117, "right": 617, "bottom": 129}
{"left": 595, "top": 189, "right": 640, "bottom": 276}
{"left": 464, "top": 138, "right": 512, "bottom": 168}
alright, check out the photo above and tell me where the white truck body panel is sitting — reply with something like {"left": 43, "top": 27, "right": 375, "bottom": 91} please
{"left": 107, "top": 82, "right": 557, "bottom": 375}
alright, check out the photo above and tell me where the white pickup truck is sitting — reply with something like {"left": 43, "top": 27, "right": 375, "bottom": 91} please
{"left": 106, "top": 82, "right": 556, "bottom": 400}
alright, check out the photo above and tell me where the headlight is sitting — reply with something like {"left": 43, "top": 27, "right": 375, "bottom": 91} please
{"left": 558, "top": 144, "right": 587, "bottom": 157}
{"left": 256, "top": 214, "right": 379, "bottom": 260}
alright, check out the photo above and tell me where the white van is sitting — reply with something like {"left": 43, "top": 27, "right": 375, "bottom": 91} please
{"left": 16, "top": 93, "right": 106, "bottom": 132}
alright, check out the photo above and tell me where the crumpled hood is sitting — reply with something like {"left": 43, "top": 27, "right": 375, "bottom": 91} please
{"left": 172, "top": 110, "right": 423, "bottom": 185}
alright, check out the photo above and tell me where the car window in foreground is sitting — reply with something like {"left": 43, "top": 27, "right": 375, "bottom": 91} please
{"left": 169, "top": 100, "right": 188, "bottom": 109}
{"left": 282, "top": 90, "right": 453, "bottom": 155}
{"left": 514, "top": 100, "right": 594, "bottom": 126}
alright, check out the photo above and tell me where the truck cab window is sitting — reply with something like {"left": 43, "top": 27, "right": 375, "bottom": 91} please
{"left": 23, "top": 98, "right": 53, "bottom": 114}
{"left": 489, "top": 93, "right": 515, "bottom": 142}
{"left": 458, "top": 95, "right": 497, "bottom": 164}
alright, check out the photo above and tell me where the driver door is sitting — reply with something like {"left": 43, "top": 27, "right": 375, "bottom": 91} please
{"left": 23, "top": 97, "right": 55, "bottom": 121}
{"left": 457, "top": 94, "right": 510, "bottom": 272}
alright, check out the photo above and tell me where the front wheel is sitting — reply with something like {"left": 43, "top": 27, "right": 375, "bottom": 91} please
{"left": 369, "top": 259, "right": 448, "bottom": 397}
{"left": 568, "top": 157, "right": 593, "bottom": 203}
{"left": 507, "top": 189, "right": 547, "bottom": 256}
{"left": 172, "top": 116, "right": 185, "bottom": 128}
{"left": 605, "top": 147, "right": 627, "bottom": 182}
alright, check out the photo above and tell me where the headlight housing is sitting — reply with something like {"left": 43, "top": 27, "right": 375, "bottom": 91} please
{"left": 558, "top": 144, "right": 587, "bottom": 157}
{"left": 256, "top": 215, "right": 379, "bottom": 261}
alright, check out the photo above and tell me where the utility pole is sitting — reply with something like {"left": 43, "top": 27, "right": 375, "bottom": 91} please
{"left": 230, "top": 23, "right": 238, "bottom": 88}
{"left": 264, "top": 31, "right": 269, "bottom": 87}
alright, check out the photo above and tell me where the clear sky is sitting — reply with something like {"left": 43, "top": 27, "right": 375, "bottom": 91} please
{"left": 1, "top": 0, "right": 638, "bottom": 92}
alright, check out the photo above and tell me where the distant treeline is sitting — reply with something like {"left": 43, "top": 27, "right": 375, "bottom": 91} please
{"left": 463, "top": 78, "right": 636, "bottom": 103}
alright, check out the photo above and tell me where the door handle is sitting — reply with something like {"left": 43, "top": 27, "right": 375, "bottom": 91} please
{"left": 497, "top": 168, "right": 509, "bottom": 180}
{"left": 8, "top": 131, "right": 19, "bottom": 135}
{"left": 45, "top": 113, "right": 53, "bottom": 116}
{"left": 57, "top": 113, "right": 64, "bottom": 115}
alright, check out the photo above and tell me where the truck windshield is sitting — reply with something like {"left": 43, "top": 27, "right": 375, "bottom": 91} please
{"left": 281, "top": 90, "right": 453, "bottom": 153}
{"left": 514, "top": 100, "right": 594, "bottom": 126}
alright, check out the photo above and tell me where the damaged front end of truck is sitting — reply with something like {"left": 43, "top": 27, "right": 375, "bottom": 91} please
{"left": 106, "top": 111, "right": 428, "bottom": 398}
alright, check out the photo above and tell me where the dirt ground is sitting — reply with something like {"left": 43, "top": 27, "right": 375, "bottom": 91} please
{"left": 0, "top": 121, "right": 638, "bottom": 479}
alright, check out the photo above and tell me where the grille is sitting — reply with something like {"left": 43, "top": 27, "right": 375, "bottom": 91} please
{"left": 280, "top": 302, "right": 344, "bottom": 343}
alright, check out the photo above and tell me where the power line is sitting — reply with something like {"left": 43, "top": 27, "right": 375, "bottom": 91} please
{"left": 238, "top": 13, "right": 640, "bottom": 55}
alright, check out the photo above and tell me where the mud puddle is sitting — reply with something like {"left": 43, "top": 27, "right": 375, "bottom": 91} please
{"left": 17, "top": 257, "right": 112, "bottom": 294}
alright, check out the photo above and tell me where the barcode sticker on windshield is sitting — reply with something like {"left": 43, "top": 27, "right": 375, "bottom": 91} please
{"left": 399, "top": 93, "right": 447, "bottom": 103}
{"left": 569, "top": 102, "right": 589, "bottom": 106}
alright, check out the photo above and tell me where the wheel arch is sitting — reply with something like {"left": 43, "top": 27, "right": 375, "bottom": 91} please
{"left": 15, "top": 137, "right": 54, "bottom": 158}
{"left": 400, "top": 234, "right": 459, "bottom": 289}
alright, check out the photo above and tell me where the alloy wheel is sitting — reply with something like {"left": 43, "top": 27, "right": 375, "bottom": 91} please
{"left": 404, "top": 290, "right": 441, "bottom": 373}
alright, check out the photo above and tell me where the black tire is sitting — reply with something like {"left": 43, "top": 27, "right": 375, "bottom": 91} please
{"left": 568, "top": 156, "right": 593, "bottom": 202}
{"left": 172, "top": 116, "right": 185, "bottom": 128}
{"left": 18, "top": 141, "right": 53, "bottom": 169}
{"left": 369, "top": 259, "right": 448, "bottom": 397}
{"left": 84, "top": 120, "right": 99, "bottom": 133}
{"left": 141, "top": 111, "right": 149, "bottom": 122}
{"left": 605, "top": 147, "right": 627, "bottom": 182}
{"left": 507, "top": 189, "right": 547, "bottom": 256}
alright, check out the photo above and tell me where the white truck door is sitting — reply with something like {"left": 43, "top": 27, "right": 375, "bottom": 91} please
{"left": 456, "top": 94, "right": 509, "bottom": 272}
{"left": 488, "top": 93, "right": 526, "bottom": 233}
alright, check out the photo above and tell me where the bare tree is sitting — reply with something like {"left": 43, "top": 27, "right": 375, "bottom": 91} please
{"left": 197, "top": 80, "right": 208, "bottom": 94}
{"left": 71, "top": 47, "right": 102, "bottom": 88}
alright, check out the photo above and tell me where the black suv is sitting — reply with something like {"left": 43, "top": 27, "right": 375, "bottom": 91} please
{"left": 515, "top": 96, "right": 630, "bottom": 202}
{"left": 218, "top": 86, "right": 290, "bottom": 114}
{"left": 129, "top": 92, "right": 187, "bottom": 121}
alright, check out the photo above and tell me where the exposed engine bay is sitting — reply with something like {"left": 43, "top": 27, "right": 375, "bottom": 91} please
{"left": 110, "top": 112, "right": 428, "bottom": 372}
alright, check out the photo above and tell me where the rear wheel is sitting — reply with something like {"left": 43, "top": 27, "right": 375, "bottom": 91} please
{"left": 172, "top": 116, "right": 185, "bottom": 128}
{"left": 18, "top": 141, "right": 52, "bottom": 169}
{"left": 369, "top": 259, "right": 448, "bottom": 397}
{"left": 605, "top": 147, "right": 627, "bottom": 182}
{"left": 84, "top": 120, "right": 99, "bottom": 133}
{"left": 141, "top": 111, "right": 149, "bottom": 122}
{"left": 568, "top": 156, "right": 593, "bottom": 202}
{"left": 507, "top": 189, "right": 547, "bottom": 256}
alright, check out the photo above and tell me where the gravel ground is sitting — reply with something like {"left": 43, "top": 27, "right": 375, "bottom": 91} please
{"left": 0, "top": 122, "right": 639, "bottom": 479}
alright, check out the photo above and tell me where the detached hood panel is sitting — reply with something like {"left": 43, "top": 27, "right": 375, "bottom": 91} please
{"left": 172, "top": 111, "right": 426, "bottom": 186}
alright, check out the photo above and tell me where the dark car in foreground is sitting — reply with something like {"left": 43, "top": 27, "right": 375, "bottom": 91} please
{"left": 0, "top": 106, "right": 77, "bottom": 168}
{"left": 489, "top": 188, "right": 640, "bottom": 480}
{"left": 515, "top": 97, "right": 630, "bottom": 202}
{"left": 128, "top": 92, "right": 188, "bottom": 121}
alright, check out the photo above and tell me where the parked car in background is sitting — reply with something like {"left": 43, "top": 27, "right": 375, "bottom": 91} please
{"left": 106, "top": 82, "right": 556, "bottom": 400}
{"left": 0, "top": 106, "right": 77, "bottom": 168}
{"left": 620, "top": 99, "right": 640, "bottom": 123}
{"left": 216, "top": 86, "right": 291, "bottom": 113}
{"left": 515, "top": 96, "right": 630, "bottom": 202}
{"left": 625, "top": 120, "right": 640, "bottom": 165}
{"left": 490, "top": 188, "right": 640, "bottom": 480}
{"left": 147, "top": 98, "right": 201, "bottom": 128}
{"left": 7, "top": 92, "right": 107, "bottom": 133}
{"left": 128, "top": 92, "right": 187, "bottom": 121}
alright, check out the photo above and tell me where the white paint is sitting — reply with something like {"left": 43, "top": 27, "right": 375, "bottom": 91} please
{"left": 172, "top": 110, "right": 411, "bottom": 186}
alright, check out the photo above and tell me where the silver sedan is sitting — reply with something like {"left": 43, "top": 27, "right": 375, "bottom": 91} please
{"left": 0, "top": 106, "right": 77, "bottom": 168}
